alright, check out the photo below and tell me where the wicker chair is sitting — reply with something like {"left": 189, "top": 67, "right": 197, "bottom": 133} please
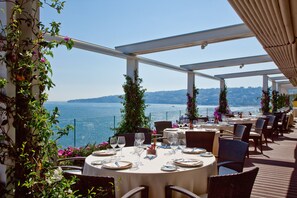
{"left": 56, "top": 156, "right": 86, "bottom": 175}
{"left": 154, "top": 121, "right": 172, "bottom": 135}
{"left": 217, "top": 138, "right": 248, "bottom": 175}
{"left": 185, "top": 131, "right": 215, "bottom": 152}
{"left": 64, "top": 173, "right": 149, "bottom": 198}
{"left": 165, "top": 167, "right": 259, "bottom": 198}
{"left": 249, "top": 118, "right": 266, "bottom": 153}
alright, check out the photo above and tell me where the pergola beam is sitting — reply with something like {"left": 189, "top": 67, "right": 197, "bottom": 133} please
{"left": 269, "top": 76, "right": 287, "bottom": 81}
{"left": 181, "top": 54, "right": 272, "bottom": 70}
{"left": 45, "top": 34, "right": 220, "bottom": 81}
{"left": 115, "top": 23, "right": 254, "bottom": 55}
{"left": 215, "top": 69, "right": 281, "bottom": 79}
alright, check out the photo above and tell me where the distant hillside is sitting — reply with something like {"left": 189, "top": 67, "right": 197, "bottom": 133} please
{"left": 68, "top": 87, "right": 262, "bottom": 106}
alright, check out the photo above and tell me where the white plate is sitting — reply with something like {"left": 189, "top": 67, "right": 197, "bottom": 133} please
{"left": 174, "top": 158, "right": 203, "bottom": 167}
{"left": 182, "top": 147, "right": 206, "bottom": 154}
{"left": 200, "top": 152, "right": 213, "bottom": 157}
{"left": 92, "top": 150, "right": 116, "bottom": 156}
{"left": 161, "top": 165, "right": 177, "bottom": 172}
{"left": 102, "top": 161, "right": 132, "bottom": 170}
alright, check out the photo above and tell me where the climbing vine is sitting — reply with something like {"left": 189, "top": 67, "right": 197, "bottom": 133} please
{"left": 0, "top": 0, "right": 76, "bottom": 197}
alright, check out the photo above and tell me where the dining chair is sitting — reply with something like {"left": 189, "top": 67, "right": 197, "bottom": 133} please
{"left": 64, "top": 172, "right": 149, "bottom": 198}
{"left": 154, "top": 121, "right": 172, "bottom": 135}
{"left": 56, "top": 156, "right": 86, "bottom": 175}
{"left": 217, "top": 138, "right": 248, "bottom": 175}
{"left": 276, "top": 113, "right": 287, "bottom": 136}
{"left": 185, "top": 131, "right": 215, "bottom": 152}
{"left": 264, "top": 115, "right": 277, "bottom": 142}
{"left": 232, "top": 124, "right": 246, "bottom": 140}
{"left": 249, "top": 118, "right": 266, "bottom": 153}
{"left": 165, "top": 167, "right": 259, "bottom": 198}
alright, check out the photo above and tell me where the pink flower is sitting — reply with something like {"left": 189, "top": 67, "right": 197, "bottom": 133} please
{"left": 58, "top": 150, "right": 64, "bottom": 156}
{"left": 152, "top": 129, "right": 157, "bottom": 135}
{"left": 64, "top": 36, "right": 70, "bottom": 42}
{"left": 40, "top": 57, "right": 46, "bottom": 63}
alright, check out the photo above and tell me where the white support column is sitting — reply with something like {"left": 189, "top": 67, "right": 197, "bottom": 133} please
{"left": 278, "top": 83, "right": 282, "bottom": 93}
{"left": 272, "top": 80, "right": 276, "bottom": 91}
{"left": 187, "top": 71, "right": 195, "bottom": 97}
{"left": 126, "top": 57, "right": 139, "bottom": 82}
{"left": 220, "top": 79, "right": 225, "bottom": 91}
{"left": 263, "top": 75, "right": 268, "bottom": 91}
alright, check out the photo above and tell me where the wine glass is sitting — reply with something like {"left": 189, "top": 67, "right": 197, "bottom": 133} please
{"left": 178, "top": 138, "right": 187, "bottom": 156}
{"left": 135, "top": 133, "right": 145, "bottom": 145}
{"left": 134, "top": 141, "right": 144, "bottom": 167}
{"left": 110, "top": 136, "right": 118, "bottom": 152}
{"left": 167, "top": 133, "right": 178, "bottom": 154}
{"left": 117, "top": 136, "right": 126, "bottom": 157}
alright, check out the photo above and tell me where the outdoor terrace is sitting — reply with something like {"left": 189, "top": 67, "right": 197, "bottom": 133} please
{"left": 245, "top": 121, "right": 297, "bottom": 198}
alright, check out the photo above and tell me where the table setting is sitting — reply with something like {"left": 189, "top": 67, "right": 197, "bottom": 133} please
{"left": 83, "top": 134, "right": 217, "bottom": 198}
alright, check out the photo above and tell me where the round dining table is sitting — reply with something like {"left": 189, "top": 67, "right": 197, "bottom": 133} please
{"left": 83, "top": 146, "right": 217, "bottom": 198}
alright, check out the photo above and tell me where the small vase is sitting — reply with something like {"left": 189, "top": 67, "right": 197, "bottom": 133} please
{"left": 147, "top": 148, "right": 157, "bottom": 155}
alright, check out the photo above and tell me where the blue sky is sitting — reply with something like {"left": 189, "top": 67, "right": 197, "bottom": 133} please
{"left": 41, "top": 1, "right": 276, "bottom": 101}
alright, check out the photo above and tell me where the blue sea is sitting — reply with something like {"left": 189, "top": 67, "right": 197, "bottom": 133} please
{"left": 44, "top": 102, "right": 260, "bottom": 148}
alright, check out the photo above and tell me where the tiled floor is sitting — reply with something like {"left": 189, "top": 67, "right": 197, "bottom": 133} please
{"left": 245, "top": 127, "right": 297, "bottom": 198}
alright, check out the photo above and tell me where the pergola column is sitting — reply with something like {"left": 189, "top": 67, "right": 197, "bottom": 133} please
{"left": 263, "top": 75, "right": 268, "bottom": 91}
{"left": 272, "top": 81, "right": 277, "bottom": 91}
{"left": 187, "top": 71, "right": 195, "bottom": 97}
{"left": 126, "top": 57, "right": 139, "bottom": 81}
{"left": 220, "top": 78, "right": 225, "bottom": 91}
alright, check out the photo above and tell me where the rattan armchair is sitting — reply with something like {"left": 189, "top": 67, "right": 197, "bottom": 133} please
{"left": 165, "top": 167, "right": 259, "bottom": 198}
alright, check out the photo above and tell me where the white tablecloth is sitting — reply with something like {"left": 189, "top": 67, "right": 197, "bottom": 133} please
{"left": 83, "top": 147, "right": 217, "bottom": 198}
{"left": 163, "top": 128, "right": 220, "bottom": 156}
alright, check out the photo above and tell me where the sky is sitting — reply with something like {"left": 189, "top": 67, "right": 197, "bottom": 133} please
{"left": 40, "top": 1, "right": 278, "bottom": 101}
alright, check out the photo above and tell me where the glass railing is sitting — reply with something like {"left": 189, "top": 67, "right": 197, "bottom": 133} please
{"left": 56, "top": 109, "right": 215, "bottom": 148}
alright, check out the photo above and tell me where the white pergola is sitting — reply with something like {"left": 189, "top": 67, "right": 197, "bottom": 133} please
{"left": 3, "top": 1, "right": 296, "bottom": 98}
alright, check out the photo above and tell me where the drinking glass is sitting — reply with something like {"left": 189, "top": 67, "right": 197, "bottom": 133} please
{"left": 117, "top": 136, "right": 126, "bottom": 157}
{"left": 178, "top": 138, "right": 187, "bottom": 156}
{"left": 168, "top": 133, "right": 178, "bottom": 154}
{"left": 134, "top": 141, "right": 144, "bottom": 167}
{"left": 110, "top": 137, "right": 118, "bottom": 152}
{"left": 135, "top": 133, "right": 145, "bottom": 145}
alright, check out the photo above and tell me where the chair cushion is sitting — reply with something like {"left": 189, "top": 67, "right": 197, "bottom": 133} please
{"left": 219, "top": 166, "right": 238, "bottom": 175}
{"left": 249, "top": 132, "right": 260, "bottom": 137}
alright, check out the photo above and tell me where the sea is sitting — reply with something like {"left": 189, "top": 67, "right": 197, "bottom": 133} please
{"left": 44, "top": 102, "right": 260, "bottom": 148}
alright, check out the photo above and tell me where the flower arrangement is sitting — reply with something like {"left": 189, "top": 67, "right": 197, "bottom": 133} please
{"left": 58, "top": 142, "right": 109, "bottom": 158}
{"left": 214, "top": 85, "right": 231, "bottom": 121}
{"left": 261, "top": 89, "right": 270, "bottom": 114}
{"left": 186, "top": 86, "right": 199, "bottom": 121}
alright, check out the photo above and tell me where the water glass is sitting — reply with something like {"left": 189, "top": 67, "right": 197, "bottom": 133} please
{"left": 135, "top": 133, "right": 145, "bottom": 145}
{"left": 134, "top": 141, "right": 144, "bottom": 167}
{"left": 168, "top": 133, "right": 178, "bottom": 154}
{"left": 110, "top": 137, "right": 118, "bottom": 152}
{"left": 178, "top": 138, "right": 187, "bottom": 155}
{"left": 117, "top": 136, "right": 126, "bottom": 157}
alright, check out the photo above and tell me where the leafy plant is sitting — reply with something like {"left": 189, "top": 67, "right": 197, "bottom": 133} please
{"left": 218, "top": 85, "right": 230, "bottom": 114}
{"left": 0, "top": 0, "right": 77, "bottom": 197}
{"left": 116, "top": 70, "right": 149, "bottom": 134}
{"left": 186, "top": 86, "right": 199, "bottom": 120}
{"left": 271, "top": 90, "right": 278, "bottom": 112}
{"left": 261, "top": 88, "right": 270, "bottom": 113}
